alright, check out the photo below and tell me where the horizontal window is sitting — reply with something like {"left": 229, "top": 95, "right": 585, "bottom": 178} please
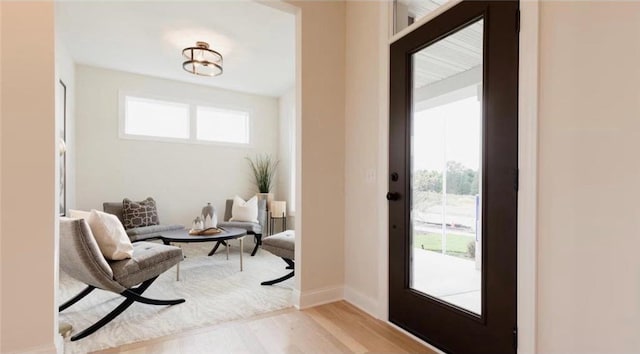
{"left": 124, "top": 96, "right": 190, "bottom": 139}
{"left": 120, "top": 94, "right": 251, "bottom": 146}
{"left": 196, "top": 106, "right": 250, "bottom": 144}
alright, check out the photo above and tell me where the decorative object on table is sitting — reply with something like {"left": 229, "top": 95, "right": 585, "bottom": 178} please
{"left": 188, "top": 227, "right": 222, "bottom": 236}
{"left": 182, "top": 41, "right": 223, "bottom": 77}
{"left": 201, "top": 202, "right": 217, "bottom": 228}
{"left": 122, "top": 197, "right": 160, "bottom": 229}
{"left": 269, "top": 201, "right": 287, "bottom": 235}
{"left": 246, "top": 154, "right": 279, "bottom": 209}
{"left": 192, "top": 216, "right": 204, "bottom": 230}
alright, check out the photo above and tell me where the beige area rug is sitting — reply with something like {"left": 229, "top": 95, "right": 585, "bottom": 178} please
{"left": 59, "top": 241, "right": 293, "bottom": 354}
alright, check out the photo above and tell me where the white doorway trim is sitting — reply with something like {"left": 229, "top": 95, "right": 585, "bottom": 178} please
{"left": 251, "top": 0, "right": 303, "bottom": 309}
{"left": 515, "top": 1, "right": 539, "bottom": 353}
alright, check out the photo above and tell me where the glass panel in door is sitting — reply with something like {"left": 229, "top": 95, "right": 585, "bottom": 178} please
{"left": 410, "top": 19, "right": 483, "bottom": 315}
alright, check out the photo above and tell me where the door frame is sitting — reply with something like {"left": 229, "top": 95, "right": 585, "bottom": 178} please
{"left": 389, "top": 2, "right": 518, "bottom": 351}
{"left": 371, "top": 1, "right": 539, "bottom": 353}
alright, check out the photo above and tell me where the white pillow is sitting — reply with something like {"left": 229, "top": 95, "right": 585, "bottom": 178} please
{"left": 69, "top": 209, "right": 91, "bottom": 220}
{"left": 230, "top": 196, "right": 259, "bottom": 223}
{"left": 87, "top": 209, "right": 134, "bottom": 261}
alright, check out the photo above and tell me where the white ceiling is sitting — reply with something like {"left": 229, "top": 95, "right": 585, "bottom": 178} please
{"left": 56, "top": 1, "right": 295, "bottom": 97}
{"left": 413, "top": 20, "right": 483, "bottom": 89}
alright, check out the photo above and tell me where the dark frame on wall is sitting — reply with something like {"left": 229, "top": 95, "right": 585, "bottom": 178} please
{"left": 59, "top": 79, "right": 67, "bottom": 216}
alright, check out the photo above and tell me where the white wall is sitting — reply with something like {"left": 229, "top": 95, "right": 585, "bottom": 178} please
{"left": 1, "top": 2, "right": 58, "bottom": 352}
{"left": 343, "top": 0, "right": 388, "bottom": 315}
{"left": 537, "top": 2, "right": 640, "bottom": 353}
{"left": 56, "top": 40, "right": 76, "bottom": 213}
{"left": 277, "top": 88, "right": 295, "bottom": 222}
{"left": 75, "top": 65, "right": 279, "bottom": 227}
{"left": 286, "top": 0, "right": 346, "bottom": 307}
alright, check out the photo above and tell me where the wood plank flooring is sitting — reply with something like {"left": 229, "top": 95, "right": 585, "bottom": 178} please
{"left": 93, "top": 301, "right": 435, "bottom": 353}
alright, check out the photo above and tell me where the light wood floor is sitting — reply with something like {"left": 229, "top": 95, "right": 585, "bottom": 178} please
{"left": 93, "top": 301, "right": 435, "bottom": 353}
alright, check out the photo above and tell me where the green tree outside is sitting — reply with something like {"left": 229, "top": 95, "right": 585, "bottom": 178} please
{"left": 413, "top": 161, "right": 479, "bottom": 196}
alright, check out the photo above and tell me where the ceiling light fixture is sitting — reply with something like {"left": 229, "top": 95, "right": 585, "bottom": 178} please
{"left": 182, "top": 41, "right": 223, "bottom": 77}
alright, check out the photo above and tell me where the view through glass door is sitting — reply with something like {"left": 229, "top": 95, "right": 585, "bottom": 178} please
{"left": 389, "top": 2, "right": 519, "bottom": 353}
{"left": 410, "top": 19, "right": 484, "bottom": 315}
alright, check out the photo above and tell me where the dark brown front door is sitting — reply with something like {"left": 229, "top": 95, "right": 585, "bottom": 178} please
{"left": 388, "top": 1, "right": 519, "bottom": 353}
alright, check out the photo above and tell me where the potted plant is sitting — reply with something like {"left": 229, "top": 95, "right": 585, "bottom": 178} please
{"left": 246, "top": 154, "right": 279, "bottom": 208}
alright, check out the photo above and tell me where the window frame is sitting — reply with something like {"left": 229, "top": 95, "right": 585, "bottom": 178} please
{"left": 119, "top": 91, "right": 254, "bottom": 148}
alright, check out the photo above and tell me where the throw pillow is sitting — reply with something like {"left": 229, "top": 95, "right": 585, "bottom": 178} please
{"left": 230, "top": 195, "right": 259, "bottom": 223}
{"left": 69, "top": 209, "right": 91, "bottom": 220}
{"left": 87, "top": 209, "right": 134, "bottom": 260}
{"left": 122, "top": 197, "right": 159, "bottom": 229}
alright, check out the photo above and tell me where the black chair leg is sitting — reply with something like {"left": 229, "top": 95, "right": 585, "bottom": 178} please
{"left": 121, "top": 290, "right": 186, "bottom": 306}
{"left": 71, "top": 294, "right": 137, "bottom": 341}
{"left": 251, "top": 234, "right": 262, "bottom": 256}
{"left": 59, "top": 285, "right": 95, "bottom": 312}
{"left": 208, "top": 241, "right": 227, "bottom": 256}
{"left": 69, "top": 276, "right": 185, "bottom": 341}
{"left": 284, "top": 258, "right": 294, "bottom": 270}
{"left": 261, "top": 271, "right": 294, "bottom": 286}
{"left": 261, "top": 258, "right": 294, "bottom": 286}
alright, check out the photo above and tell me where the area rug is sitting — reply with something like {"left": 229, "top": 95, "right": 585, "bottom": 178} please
{"left": 59, "top": 241, "right": 293, "bottom": 354}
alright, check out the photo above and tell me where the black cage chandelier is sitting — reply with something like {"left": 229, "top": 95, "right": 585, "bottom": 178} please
{"left": 182, "top": 41, "right": 223, "bottom": 77}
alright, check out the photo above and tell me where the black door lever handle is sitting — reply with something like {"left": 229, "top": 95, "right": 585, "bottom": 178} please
{"left": 386, "top": 192, "right": 401, "bottom": 201}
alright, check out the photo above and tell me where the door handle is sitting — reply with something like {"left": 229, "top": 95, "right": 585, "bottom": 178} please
{"left": 386, "top": 192, "right": 401, "bottom": 201}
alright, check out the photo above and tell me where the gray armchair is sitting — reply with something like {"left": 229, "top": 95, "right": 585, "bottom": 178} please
{"left": 58, "top": 217, "right": 185, "bottom": 341}
{"left": 212, "top": 198, "right": 267, "bottom": 256}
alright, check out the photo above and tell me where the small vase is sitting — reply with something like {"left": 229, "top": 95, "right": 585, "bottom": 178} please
{"left": 202, "top": 202, "right": 216, "bottom": 228}
{"left": 192, "top": 216, "right": 204, "bottom": 230}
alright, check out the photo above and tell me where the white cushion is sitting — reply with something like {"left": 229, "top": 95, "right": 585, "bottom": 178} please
{"left": 87, "top": 209, "right": 134, "bottom": 260}
{"left": 69, "top": 209, "right": 91, "bottom": 220}
{"left": 230, "top": 196, "right": 259, "bottom": 223}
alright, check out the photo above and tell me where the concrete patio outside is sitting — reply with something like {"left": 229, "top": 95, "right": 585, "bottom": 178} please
{"left": 411, "top": 248, "right": 481, "bottom": 314}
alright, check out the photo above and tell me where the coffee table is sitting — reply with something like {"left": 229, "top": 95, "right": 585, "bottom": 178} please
{"left": 158, "top": 227, "right": 247, "bottom": 280}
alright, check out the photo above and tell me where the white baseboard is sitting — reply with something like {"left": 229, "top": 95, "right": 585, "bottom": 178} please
{"left": 344, "top": 286, "right": 382, "bottom": 319}
{"left": 55, "top": 333, "right": 64, "bottom": 354}
{"left": 295, "top": 285, "right": 344, "bottom": 309}
{"left": 292, "top": 289, "right": 301, "bottom": 309}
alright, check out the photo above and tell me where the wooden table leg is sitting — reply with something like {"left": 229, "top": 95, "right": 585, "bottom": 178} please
{"left": 226, "top": 240, "right": 229, "bottom": 260}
